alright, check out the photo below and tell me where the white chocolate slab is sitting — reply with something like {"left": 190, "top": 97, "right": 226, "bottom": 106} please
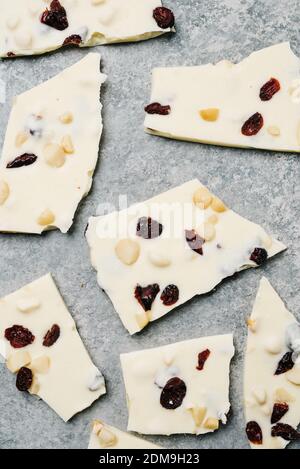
{"left": 88, "top": 419, "right": 161, "bottom": 449}
{"left": 244, "top": 278, "right": 300, "bottom": 449}
{"left": 0, "top": 53, "right": 105, "bottom": 234}
{"left": 0, "top": 0, "right": 174, "bottom": 58}
{"left": 121, "top": 334, "right": 234, "bottom": 435}
{"left": 0, "top": 274, "right": 106, "bottom": 421}
{"left": 86, "top": 179, "right": 285, "bottom": 335}
{"left": 144, "top": 43, "right": 300, "bottom": 153}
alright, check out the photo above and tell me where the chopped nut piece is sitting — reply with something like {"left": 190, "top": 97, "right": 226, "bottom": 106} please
{"left": 17, "top": 297, "right": 40, "bottom": 313}
{"left": 6, "top": 351, "right": 31, "bottom": 373}
{"left": 37, "top": 209, "right": 55, "bottom": 226}
{"left": 61, "top": 135, "right": 74, "bottom": 154}
{"left": 247, "top": 318, "right": 257, "bottom": 332}
{"left": 208, "top": 214, "right": 218, "bottom": 225}
{"left": 199, "top": 108, "right": 220, "bottom": 122}
{"left": 264, "top": 337, "right": 282, "bottom": 354}
{"left": 211, "top": 196, "right": 227, "bottom": 213}
{"left": 267, "top": 125, "right": 280, "bottom": 137}
{"left": 203, "top": 418, "right": 219, "bottom": 430}
{"left": 252, "top": 386, "right": 267, "bottom": 405}
{"left": 190, "top": 406, "right": 207, "bottom": 427}
{"left": 148, "top": 251, "right": 171, "bottom": 267}
{"left": 0, "top": 180, "right": 10, "bottom": 205}
{"left": 44, "top": 143, "right": 66, "bottom": 168}
{"left": 98, "top": 427, "right": 118, "bottom": 448}
{"left": 29, "top": 375, "right": 40, "bottom": 395}
{"left": 274, "top": 388, "right": 295, "bottom": 403}
{"left": 261, "top": 404, "right": 271, "bottom": 416}
{"left": 59, "top": 112, "right": 73, "bottom": 124}
{"left": 285, "top": 365, "right": 300, "bottom": 385}
{"left": 135, "top": 312, "right": 150, "bottom": 330}
{"left": 115, "top": 239, "right": 140, "bottom": 265}
{"left": 92, "top": 420, "right": 104, "bottom": 435}
{"left": 30, "top": 356, "right": 50, "bottom": 374}
{"left": 15, "top": 131, "right": 28, "bottom": 147}
{"left": 193, "top": 187, "right": 212, "bottom": 209}
{"left": 203, "top": 222, "right": 216, "bottom": 242}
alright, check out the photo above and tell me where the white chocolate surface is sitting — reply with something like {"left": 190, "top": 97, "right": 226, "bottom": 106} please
{"left": 121, "top": 334, "right": 234, "bottom": 435}
{"left": 86, "top": 179, "right": 285, "bottom": 335}
{"left": 0, "top": 274, "right": 106, "bottom": 421}
{"left": 144, "top": 43, "right": 300, "bottom": 153}
{"left": 0, "top": 53, "right": 104, "bottom": 234}
{"left": 244, "top": 278, "right": 300, "bottom": 449}
{"left": 0, "top": 0, "right": 173, "bottom": 57}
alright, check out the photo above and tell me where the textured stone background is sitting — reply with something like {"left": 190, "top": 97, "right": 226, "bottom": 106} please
{"left": 0, "top": 0, "right": 299, "bottom": 450}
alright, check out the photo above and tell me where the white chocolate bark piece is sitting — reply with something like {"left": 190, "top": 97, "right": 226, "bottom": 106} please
{"left": 88, "top": 420, "right": 161, "bottom": 449}
{"left": 244, "top": 278, "right": 300, "bottom": 449}
{"left": 0, "top": 274, "right": 106, "bottom": 421}
{"left": 0, "top": 53, "right": 105, "bottom": 234}
{"left": 121, "top": 334, "right": 234, "bottom": 435}
{"left": 144, "top": 43, "right": 300, "bottom": 153}
{"left": 0, "top": 0, "right": 174, "bottom": 58}
{"left": 86, "top": 179, "right": 285, "bottom": 335}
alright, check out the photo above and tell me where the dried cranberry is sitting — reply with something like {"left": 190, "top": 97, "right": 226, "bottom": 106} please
{"left": 275, "top": 351, "right": 294, "bottom": 375}
{"left": 271, "top": 402, "right": 289, "bottom": 424}
{"left": 63, "top": 34, "right": 82, "bottom": 46}
{"left": 160, "top": 377, "right": 186, "bottom": 409}
{"left": 241, "top": 112, "right": 264, "bottom": 136}
{"left": 134, "top": 284, "right": 160, "bottom": 311}
{"left": 4, "top": 325, "right": 35, "bottom": 349}
{"left": 271, "top": 423, "right": 300, "bottom": 441}
{"left": 185, "top": 229, "right": 205, "bottom": 255}
{"left": 41, "top": 0, "right": 69, "bottom": 31}
{"left": 7, "top": 52, "right": 15, "bottom": 57}
{"left": 196, "top": 349, "right": 211, "bottom": 371}
{"left": 136, "top": 217, "right": 163, "bottom": 239}
{"left": 144, "top": 103, "right": 171, "bottom": 115}
{"left": 250, "top": 247, "right": 268, "bottom": 265}
{"left": 43, "top": 324, "right": 60, "bottom": 347}
{"left": 6, "top": 153, "right": 38, "bottom": 169}
{"left": 16, "top": 367, "right": 33, "bottom": 392}
{"left": 246, "top": 421, "right": 263, "bottom": 445}
{"left": 161, "top": 285, "right": 179, "bottom": 306}
{"left": 260, "top": 78, "right": 281, "bottom": 101}
{"left": 153, "top": 7, "right": 175, "bottom": 29}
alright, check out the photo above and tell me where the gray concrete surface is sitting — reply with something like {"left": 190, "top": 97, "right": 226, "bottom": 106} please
{"left": 0, "top": 0, "right": 299, "bottom": 450}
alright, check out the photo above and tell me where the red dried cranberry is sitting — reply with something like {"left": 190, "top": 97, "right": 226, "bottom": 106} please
{"left": 160, "top": 377, "right": 186, "bottom": 409}
{"left": 241, "top": 112, "right": 264, "bottom": 136}
{"left": 246, "top": 421, "right": 263, "bottom": 445}
{"left": 160, "top": 285, "right": 179, "bottom": 306}
{"left": 134, "top": 284, "right": 160, "bottom": 311}
{"left": 144, "top": 103, "right": 171, "bottom": 115}
{"left": 271, "top": 423, "right": 300, "bottom": 441}
{"left": 136, "top": 217, "right": 163, "bottom": 239}
{"left": 41, "top": 0, "right": 69, "bottom": 31}
{"left": 250, "top": 247, "right": 268, "bottom": 265}
{"left": 16, "top": 367, "right": 33, "bottom": 392}
{"left": 275, "top": 351, "right": 294, "bottom": 375}
{"left": 260, "top": 78, "right": 281, "bottom": 101}
{"left": 4, "top": 325, "right": 35, "bottom": 349}
{"left": 185, "top": 229, "right": 205, "bottom": 255}
{"left": 271, "top": 402, "right": 289, "bottom": 424}
{"left": 43, "top": 324, "right": 60, "bottom": 347}
{"left": 6, "top": 153, "right": 38, "bottom": 169}
{"left": 196, "top": 349, "right": 211, "bottom": 371}
{"left": 63, "top": 34, "right": 82, "bottom": 46}
{"left": 7, "top": 52, "right": 16, "bottom": 57}
{"left": 153, "top": 7, "right": 175, "bottom": 29}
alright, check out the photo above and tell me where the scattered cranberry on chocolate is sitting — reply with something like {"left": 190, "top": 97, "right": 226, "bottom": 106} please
{"left": 63, "top": 35, "right": 82, "bottom": 47}
{"left": 185, "top": 229, "right": 205, "bottom": 255}
{"left": 275, "top": 351, "right": 294, "bottom": 375}
{"left": 196, "top": 349, "right": 211, "bottom": 371}
{"left": 4, "top": 325, "right": 35, "bottom": 349}
{"left": 153, "top": 7, "right": 175, "bottom": 29}
{"left": 260, "top": 78, "right": 281, "bottom": 101}
{"left": 136, "top": 217, "right": 163, "bottom": 239}
{"left": 41, "top": 0, "right": 69, "bottom": 31}
{"left": 160, "top": 377, "right": 186, "bottom": 409}
{"left": 241, "top": 112, "right": 264, "bottom": 136}
{"left": 7, "top": 52, "right": 16, "bottom": 57}
{"left": 161, "top": 285, "right": 179, "bottom": 306}
{"left": 246, "top": 421, "right": 263, "bottom": 445}
{"left": 250, "top": 247, "right": 268, "bottom": 266}
{"left": 271, "top": 423, "right": 300, "bottom": 441}
{"left": 6, "top": 154, "right": 38, "bottom": 169}
{"left": 271, "top": 402, "right": 289, "bottom": 424}
{"left": 134, "top": 284, "right": 160, "bottom": 311}
{"left": 16, "top": 367, "right": 33, "bottom": 392}
{"left": 144, "top": 103, "right": 171, "bottom": 115}
{"left": 43, "top": 324, "right": 60, "bottom": 347}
